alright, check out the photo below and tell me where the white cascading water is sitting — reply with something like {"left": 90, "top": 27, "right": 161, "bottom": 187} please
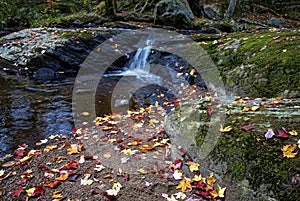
{"left": 123, "top": 39, "right": 161, "bottom": 84}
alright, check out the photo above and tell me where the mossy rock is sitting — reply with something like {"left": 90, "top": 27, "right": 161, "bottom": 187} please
{"left": 164, "top": 98, "right": 300, "bottom": 201}
{"left": 195, "top": 30, "right": 300, "bottom": 98}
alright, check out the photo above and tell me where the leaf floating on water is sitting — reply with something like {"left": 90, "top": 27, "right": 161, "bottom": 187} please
{"left": 265, "top": 128, "right": 275, "bottom": 140}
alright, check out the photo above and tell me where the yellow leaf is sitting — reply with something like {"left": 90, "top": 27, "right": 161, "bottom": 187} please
{"left": 242, "top": 106, "right": 251, "bottom": 112}
{"left": 217, "top": 185, "right": 226, "bottom": 198}
{"left": 251, "top": 105, "right": 260, "bottom": 111}
{"left": 53, "top": 191, "right": 63, "bottom": 199}
{"left": 193, "top": 174, "right": 205, "bottom": 183}
{"left": 44, "top": 145, "right": 58, "bottom": 152}
{"left": 188, "top": 162, "right": 200, "bottom": 172}
{"left": 176, "top": 178, "right": 192, "bottom": 192}
{"left": 210, "top": 189, "right": 219, "bottom": 198}
{"left": 138, "top": 168, "right": 147, "bottom": 174}
{"left": 234, "top": 98, "right": 244, "bottom": 104}
{"left": 206, "top": 172, "right": 217, "bottom": 187}
{"left": 289, "top": 130, "right": 297, "bottom": 136}
{"left": 281, "top": 144, "right": 298, "bottom": 158}
{"left": 55, "top": 173, "right": 69, "bottom": 181}
{"left": 220, "top": 125, "right": 233, "bottom": 132}
{"left": 67, "top": 143, "right": 83, "bottom": 155}
{"left": 19, "top": 155, "right": 33, "bottom": 163}
{"left": 26, "top": 187, "right": 35, "bottom": 197}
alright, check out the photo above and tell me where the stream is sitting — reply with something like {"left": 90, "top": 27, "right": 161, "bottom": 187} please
{"left": 0, "top": 73, "right": 74, "bottom": 156}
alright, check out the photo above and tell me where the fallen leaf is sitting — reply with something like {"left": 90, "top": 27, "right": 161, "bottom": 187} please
{"left": 26, "top": 186, "right": 44, "bottom": 197}
{"left": 55, "top": 171, "right": 69, "bottom": 181}
{"left": 206, "top": 172, "right": 216, "bottom": 187}
{"left": 265, "top": 128, "right": 275, "bottom": 140}
{"left": 188, "top": 162, "right": 200, "bottom": 172}
{"left": 12, "top": 187, "right": 23, "bottom": 197}
{"left": 220, "top": 125, "right": 233, "bottom": 132}
{"left": 53, "top": 191, "right": 63, "bottom": 199}
{"left": 1, "top": 161, "right": 15, "bottom": 167}
{"left": 176, "top": 178, "right": 192, "bottom": 192}
{"left": 277, "top": 128, "right": 289, "bottom": 139}
{"left": 289, "top": 130, "right": 297, "bottom": 136}
{"left": 217, "top": 185, "right": 226, "bottom": 198}
{"left": 281, "top": 144, "right": 298, "bottom": 158}
{"left": 241, "top": 124, "right": 256, "bottom": 131}
{"left": 173, "top": 170, "right": 183, "bottom": 180}
{"left": 44, "top": 145, "right": 57, "bottom": 152}
{"left": 44, "top": 181, "right": 61, "bottom": 189}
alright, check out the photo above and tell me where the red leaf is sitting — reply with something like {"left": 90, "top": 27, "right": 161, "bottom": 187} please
{"left": 194, "top": 181, "right": 206, "bottom": 190}
{"left": 207, "top": 108, "right": 214, "bottom": 116}
{"left": 102, "top": 191, "right": 117, "bottom": 201}
{"left": 33, "top": 186, "right": 45, "bottom": 196}
{"left": 12, "top": 187, "right": 23, "bottom": 197}
{"left": 84, "top": 156, "right": 94, "bottom": 160}
{"left": 277, "top": 128, "right": 289, "bottom": 139}
{"left": 44, "top": 180, "right": 61, "bottom": 189}
{"left": 241, "top": 124, "right": 256, "bottom": 131}
{"left": 195, "top": 190, "right": 212, "bottom": 199}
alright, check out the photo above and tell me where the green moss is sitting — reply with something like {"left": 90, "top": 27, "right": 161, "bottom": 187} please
{"left": 211, "top": 108, "right": 300, "bottom": 201}
{"left": 197, "top": 30, "right": 300, "bottom": 97}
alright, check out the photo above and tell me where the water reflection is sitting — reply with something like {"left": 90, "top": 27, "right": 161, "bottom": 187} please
{"left": 0, "top": 74, "right": 74, "bottom": 156}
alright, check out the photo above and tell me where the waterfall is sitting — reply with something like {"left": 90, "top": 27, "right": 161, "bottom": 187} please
{"left": 123, "top": 39, "right": 161, "bottom": 84}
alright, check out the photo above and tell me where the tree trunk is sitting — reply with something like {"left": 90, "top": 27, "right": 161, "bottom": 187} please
{"left": 113, "top": 0, "right": 117, "bottom": 11}
{"left": 225, "top": 0, "right": 237, "bottom": 19}
{"left": 105, "top": 0, "right": 114, "bottom": 16}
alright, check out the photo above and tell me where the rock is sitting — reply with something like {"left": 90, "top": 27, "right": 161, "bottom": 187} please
{"left": 203, "top": 4, "right": 221, "bottom": 20}
{"left": 154, "top": 0, "right": 195, "bottom": 28}
{"left": 33, "top": 68, "right": 63, "bottom": 81}
{"left": 129, "top": 84, "right": 176, "bottom": 111}
{"left": 267, "top": 17, "right": 285, "bottom": 28}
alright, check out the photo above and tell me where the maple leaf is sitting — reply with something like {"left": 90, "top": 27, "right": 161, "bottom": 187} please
{"left": 12, "top": 187, "right": 23, "bottom": 197}
{"left": 26, "top": 186, "right": 44, "bottom": 197}
{"left": 281, "top": 144, "right": 298, "bottom": 158}
{"left": 44, "top": 145, "right": 57, "bottom": 152}
{"left": 265, "top": 128, "right": 275, "bottom": 139}
{"left": 173, "top": 170, "right": 183, "bottom": 180}
{"left": 241, "top": 124, "right": 256, "bottom": 131}
{"left": 55, "top": 172, "right": 69, "bottom": 181}
{"left": 67, "top": 143, "right": 83, "bottom": 155}
{"left": 206, "top": 172, "right": 217, "bottom": 187}
{"left": 217, "top": 185, "right": 226, "bottom": 198}
{"left": 44, "top": 180, "right": 61, "bottom": 189}
{"left": 289, "top": 130, "right": 297, "bottom": 136}
{"left": 207, "top": 108, "right": 213, "bottom": 116}
{"left": 277, "top": 128, "right": 289, "bottom": 139}
{"left": 188, "top": 162, "right": 200, "bottom": 172}
{"left": 220, "top": 125, "right": 233, "bottom": 132}
{"left": 94, "top": 164, "right": 105, "bottom": 172}
{"left": 176, "top": 178, "right": 192, "bottom": 192}
{"left": 53, "top": 191, "right": 63, "bottom": 199}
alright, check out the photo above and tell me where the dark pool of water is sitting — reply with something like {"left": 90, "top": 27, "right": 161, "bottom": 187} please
{"left": 0, "top": 73, "right": 74, "bottom": 156}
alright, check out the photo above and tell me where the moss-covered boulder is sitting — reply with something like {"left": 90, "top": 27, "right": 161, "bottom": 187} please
{"left": 154, "top": 0, "right": 194, "bottom": 28}
{"left": 164, "top": 98, "right": 300, "bottom": 200}
{"left": 194, "top": 30, "right": 300, "bottom": 98}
